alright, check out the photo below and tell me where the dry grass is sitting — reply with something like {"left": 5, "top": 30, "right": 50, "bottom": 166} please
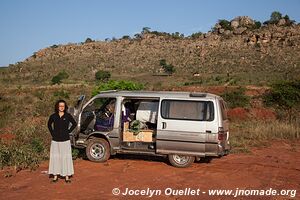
{"left": 230, "top": 120, "right": 300, "bottom": 153}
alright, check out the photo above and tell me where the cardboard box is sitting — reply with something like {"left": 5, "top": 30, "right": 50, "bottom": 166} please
{"left": 123, "top": 130, "right": 153, "bottom": 142}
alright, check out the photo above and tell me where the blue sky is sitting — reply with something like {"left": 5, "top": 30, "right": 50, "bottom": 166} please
{"left": 0, "top": 0, "right": 299, "bottom": 67}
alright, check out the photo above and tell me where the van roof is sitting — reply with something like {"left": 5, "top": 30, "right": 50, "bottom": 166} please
{"left": 93, "top": 90, "right": 220, "bottom": 99}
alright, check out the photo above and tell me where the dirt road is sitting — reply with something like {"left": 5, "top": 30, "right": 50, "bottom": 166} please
{"left": 0, "top": 140, "right": 299, "bottom": 200}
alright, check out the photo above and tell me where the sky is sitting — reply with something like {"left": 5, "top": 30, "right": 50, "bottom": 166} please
{"left": 0, "top": 0, "right": 299, "bottom": 67}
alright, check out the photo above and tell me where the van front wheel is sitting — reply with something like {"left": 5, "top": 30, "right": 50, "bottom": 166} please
{"left": 86, "top": 138, "right": 110, "bottom": 162}
{"left": 168, "top": 154, "right": 195, "bottom": 168}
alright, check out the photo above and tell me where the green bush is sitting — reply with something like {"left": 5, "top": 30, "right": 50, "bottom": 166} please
{"left": 142, "top": 27, "right": 151, "bottom": 34}
{"left": 221, "top": 87, "right": 250, "bottom": 108}
{"left": 0, "top": 142, "right": 45, "bottom": 170}
{"left": 263, "top": 11, "right": 295, "bottom": 25}
{"left": 218, "top": 19, "right": 232, "bottom": 31}
{"left": 85, "top": 38, "right": 94, "bottom": 43}
{"left": 122, "top": 35, "right": 131, "bottom": 40}
{"left": 159, "top": 59, "right": 176, "bottom": 75}
{"left": 51, "top": 75, "right": 62, "bottom": 85}
{"left": 57, "top": 70, "right": 69, "bottom": 79}
{"left": 51, "top": 70, "right": 69, "bottom": 85}
{"left": 263, "top": 80, "right": 300, "bottom": 120}
{"left": 190, "top": 32, "right": 203, "bottom": 39}
{"left": 95, "top": 70, "right": 111, "bottom": 82}
{"left": 30, "top": 138, "right": 44, "bottom": 153}
{"left": 92, "top": 80, "right": 144, "bottom": 96}
{"left": 72, "top": 148, "right": 80, "bottom": 160}
{"left": 249, "top": 21, "right": 262, "bottom": 30}
{"left": 270, "top": 11, "right": 282, "bottom": 24}
{"left": 171, "top": 32, "right": 184, "bottom": 39}
{"left": 50, "top": 44, "right": 59, "bottom": 48}
{"left": 263, "top": 80, "right": 300, "bottom": 109}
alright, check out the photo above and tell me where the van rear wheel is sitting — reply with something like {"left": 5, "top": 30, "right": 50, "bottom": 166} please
{"left": 168, "top": 154, "right": 195, "bottom": 168}
{"left": 86, "top": 138, "right": 110, "bottom": 162}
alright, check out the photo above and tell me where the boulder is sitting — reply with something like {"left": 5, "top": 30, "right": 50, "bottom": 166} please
{"left": 224, "top": 30, "right": 232, "bottom": 36}
{"left": 233, "top": 16, "right": 255, "bottom": 28}
{"left": 277, "top": 18, "right": 286, "bottom": 26}
{"left": 218, "top": 28, "right": 225, "bottom": 34}
{"left": 248, "top": 34, "right": 258, "bottom": 45}
{"left": 233, "top": 27, "right": 247, "bottom": 35}
{"left": 231, "top": 20, "right": 239, "bottom": 29}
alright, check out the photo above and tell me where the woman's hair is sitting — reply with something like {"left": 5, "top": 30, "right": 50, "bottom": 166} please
{"left": 54, "top": 99, "right": 68, "bottom": 113}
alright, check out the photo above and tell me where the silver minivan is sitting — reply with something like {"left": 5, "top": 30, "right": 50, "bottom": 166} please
{"left": 69, "top": 90, "right": 230, "bottom": 168}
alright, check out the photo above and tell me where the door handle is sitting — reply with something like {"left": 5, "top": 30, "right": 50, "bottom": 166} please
{"left": 206, "top": 130, "right": 212, "bottom": 133}
{"left": 162, "top": 122, "right": 167, "bottom": 129}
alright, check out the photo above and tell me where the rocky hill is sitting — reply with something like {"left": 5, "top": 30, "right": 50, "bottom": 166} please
{"left": 2, "top": 15, "right": 300, "bottom": 85}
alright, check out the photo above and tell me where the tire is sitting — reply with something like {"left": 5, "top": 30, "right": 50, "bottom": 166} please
{"left": 86, "top": 138, "right": 110, "bottom": 162}
{"left": 168, "top": 154, "right": 195, "bottom": 168}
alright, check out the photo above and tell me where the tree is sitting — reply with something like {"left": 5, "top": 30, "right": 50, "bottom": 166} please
{"left": 264, "top": 11, "right": 284, "bottom": 25}
{"left": 142, "top": 27, "right": 151, "bottom": 34}
{"left": 85, "top": 38, "right": 94, "bottom": 43}
{"left": 95, "top": 70, "right": 111, "bottom": 82}
{"left": 270, "top": 11, "right": 282, "bottom": 23}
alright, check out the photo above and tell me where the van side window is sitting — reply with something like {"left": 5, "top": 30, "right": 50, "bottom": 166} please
{"left": 220, "top": 100, "right": 228, "bottom": 120}
{"left": 161, "top": 100, "right": 214, "bottom": 121}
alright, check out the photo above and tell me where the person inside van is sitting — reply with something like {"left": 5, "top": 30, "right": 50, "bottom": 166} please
{"left": 94, "top": 99, "right": 115, "bottom": 131}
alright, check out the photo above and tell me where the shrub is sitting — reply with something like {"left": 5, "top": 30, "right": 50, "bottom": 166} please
{"left": 190, "top": 32, "right": 203, "bottom": 39}
{"left": 270, "top": 11, "right": 282, "bottom": 24}
{"left": 92, "top": 80, "right": 144, "bottom": 96}
{"left": 85, "top": 38, "right": 94, "bottom": 43}
{"left": 142, "top": 27, "right": 151, "bottom": 34}
{"left": 95, "top": 70, "right": 111, "bottom": 82}
{"left": 51, "top": 70, "right": 69, "bottom": 85}
{"left": 250, "top": 21, "right": 262, "bottom": 29}
{"left": 218, "top": 19, "right": 232, "bottom": 31}
{"left": 171, "top": 32, "right": 184, "bottom": 39}
{"left": 72, "top": 148, "right": 80, "bottom": 160}
{"left": 51, "top": 75, "right": 62, "bottom": 85}
{"left": 122, "top": 35, "right": 131, "bottom": 40}
{"left": 50, "top": 44, "right": 59, "bottom": 48}
{"left": 30, "top": 138, "right": 44, "bottom": 153}
{"left": 263, "top": 11, "right": 295, "bottom": 25}
{"left": 159, "top": 59, "right": 175, "bottom": 75}
{"left": 57, "top": 70, "right": 69, "bottom": 79}
{"left": 263, "top": 80, "right": 300, "bottom": 120}
{"left": 221, "top": 87, "right": 250, "bottom": 108}
{"left": 0, "top": 142, "right": 45, "bottom": 170}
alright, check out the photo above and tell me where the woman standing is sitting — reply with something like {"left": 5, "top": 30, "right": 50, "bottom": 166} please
{"left": 47, "top": 99, "right": 77, "bottom": 183}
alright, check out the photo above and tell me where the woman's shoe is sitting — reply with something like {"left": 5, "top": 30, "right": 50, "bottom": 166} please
{"left": 65, "top": 179, "right": 71, "bottom": 183}
{"left": 51, "top": 178, "right": 58, "bottom": 183}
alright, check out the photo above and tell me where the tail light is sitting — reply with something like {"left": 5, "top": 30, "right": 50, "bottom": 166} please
{"left": 218, "top": 127, "right": 225, "bottom": 140}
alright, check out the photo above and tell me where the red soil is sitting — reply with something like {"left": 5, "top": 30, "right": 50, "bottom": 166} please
{"left": 0, "top": 140, "right": 299, "bottom": 200}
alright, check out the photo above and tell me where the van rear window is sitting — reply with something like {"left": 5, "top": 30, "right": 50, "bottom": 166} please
{"left": 161, "top": 100, "right": 214, "bottom": 121}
